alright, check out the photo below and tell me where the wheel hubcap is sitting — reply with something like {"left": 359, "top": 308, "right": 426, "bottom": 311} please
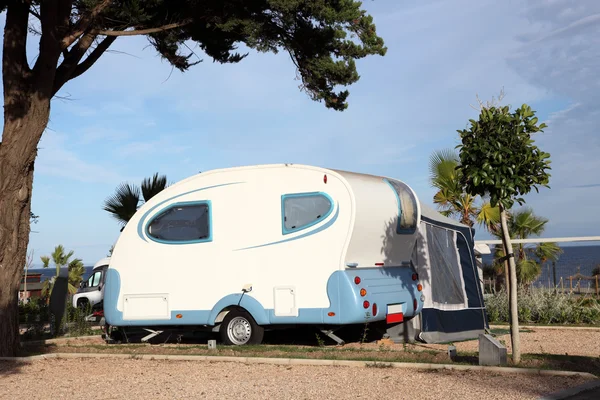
{"left": 227, "top": 316, "right": 252, "bottom": 345}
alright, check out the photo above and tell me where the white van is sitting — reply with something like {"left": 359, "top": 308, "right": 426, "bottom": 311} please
{"left": 72, "top": 257, "right": 110, "bottom": 311}
{"left": 104, "top": 164, "right": 426, "bottom": 345}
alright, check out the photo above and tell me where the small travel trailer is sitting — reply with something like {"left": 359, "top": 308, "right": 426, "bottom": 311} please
{"left": 104, "top": 164, "right": 426, "bottom": 345}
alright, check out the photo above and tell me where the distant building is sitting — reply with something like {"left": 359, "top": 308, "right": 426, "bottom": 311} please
{"left": 19, "top": 273, "right": 43, "bottom": 301}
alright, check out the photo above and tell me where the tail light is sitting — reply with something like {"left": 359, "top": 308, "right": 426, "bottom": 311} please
{"left": 363, "top": 300, "right": 370, "bottom": 309}
{"left": 354, "top": 276, "right": 361, "bottom": 285}
{"left": 412, "top": 273, "right": 418, "bottom": 281}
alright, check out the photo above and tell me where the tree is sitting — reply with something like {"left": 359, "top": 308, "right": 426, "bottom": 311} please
{"left": 0, "top": 1, "right": 387, "bottom": 356}
{"left": 428, "top": 148, "right": 500, "bottom": 230}
{"left": 40, "top": 245, "right": 85, "bottom": 297}
{"left": 103, "top": 172, "right": 168, "bottom": 227}
{"left": 456, "top": 99, "right": 551, "bottom": 365}
{"left": 491, "top": 208, "right": 562, "bottom": 286}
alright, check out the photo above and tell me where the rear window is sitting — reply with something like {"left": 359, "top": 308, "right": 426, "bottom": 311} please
{"left": 384, "top": 178, "right": 418, "bottom": 233}
{"left": 282, "top": 193, "right": 333, "bottom": 234}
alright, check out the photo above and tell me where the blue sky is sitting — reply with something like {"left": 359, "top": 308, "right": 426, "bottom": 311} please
{"left": 2, "top": 0, "right": 598, "bottom": 266}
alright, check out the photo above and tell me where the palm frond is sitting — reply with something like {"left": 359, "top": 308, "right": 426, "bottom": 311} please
{"left": 103, "top": 182, "right": 141, "bottom": 225}
{"left": 477, "top": 201, "right": 501, "bottom": 231}
{"left": 510, "top": 207, "right": 548, "bottom": 239}
{"left": 428, "top": 149, "right": 461, "bottom": 190}
{"left": 517, "top": 258, "right": 542, "bottom": 285}
{"left": 141, "top": 173, "right": 168, "bottom": 202}
{"left": 534, "top": 242, "right": 563, "bottom": 264}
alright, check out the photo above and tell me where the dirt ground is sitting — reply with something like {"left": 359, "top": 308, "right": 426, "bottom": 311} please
{"left": 0, "top": 358, "right": 594, "bottom": 400}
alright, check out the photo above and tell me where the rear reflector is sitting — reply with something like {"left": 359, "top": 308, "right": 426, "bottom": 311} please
{"left": 413, "top": 299, "right": 418, "bottom": 310}
{"left": 372, "top": 303, "right": 378, "bottom": 316}
{"left": 386, "top": 312, "right": 404, "bottom": 324}
{"left": 375, "top": 263, "right": 384, "bottom": 266}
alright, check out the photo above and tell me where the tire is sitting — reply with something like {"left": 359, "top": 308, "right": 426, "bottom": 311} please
{"left": 219, "top": 309, "right": 264, "bottom": 346}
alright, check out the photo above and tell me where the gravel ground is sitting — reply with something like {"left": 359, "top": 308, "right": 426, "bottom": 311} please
{"left": 405, "top": 327, "right": 600, "bottom": 357}
{"left": 0, "top": 358, "right": 594, "bottom": 400}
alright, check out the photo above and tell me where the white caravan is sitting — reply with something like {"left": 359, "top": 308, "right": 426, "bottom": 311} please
{"left": 104, "top": 164, "right": 426, "bottom": 345}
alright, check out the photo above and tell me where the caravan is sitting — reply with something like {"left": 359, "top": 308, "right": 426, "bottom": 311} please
{"left": 104, "top": 164, "right": 426, "bottom": 345}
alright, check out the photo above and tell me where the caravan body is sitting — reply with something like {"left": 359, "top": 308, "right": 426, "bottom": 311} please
{"left": 104, "top": 164, "right": 425, "bottom": 343}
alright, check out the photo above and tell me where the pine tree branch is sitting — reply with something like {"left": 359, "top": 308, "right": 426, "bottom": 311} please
{"left": 3, "top": 1, "right": 33, "bottom": 86}
{"left": 53, "top": 32, "right": 98, "bottom": 95}
{"left": 95, "top": 20, "right": 192, "bottom": 36}
{"left": 62, "top": 0, "right": 113, "bottom": 49}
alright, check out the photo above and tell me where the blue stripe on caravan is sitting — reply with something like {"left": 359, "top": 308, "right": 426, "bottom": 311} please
{"left": 103, "top": 265, "right": 423, "bottom": 328}
{"left": 136, "top": 182, "right": 244, "bottom": 242}
{"left": 234, "top": 204, "right": 340, "bottom": 251}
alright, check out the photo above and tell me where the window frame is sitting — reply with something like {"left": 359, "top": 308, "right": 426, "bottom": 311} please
{"left": 383, "top": 178, "right": 418, "bottom": 235}
{"left": 145, "top": 200, "right": 213, "bottom": 245}
{"left": 281, "top": 192, "right": 334, "bottom": 235}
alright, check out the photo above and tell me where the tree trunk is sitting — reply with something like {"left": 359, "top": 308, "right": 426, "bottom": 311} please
{"left": 0, "top": 98, "right": 50, "bottom": 357}
{"left": 499, "top": 203, "right": 520, "bottom": 364}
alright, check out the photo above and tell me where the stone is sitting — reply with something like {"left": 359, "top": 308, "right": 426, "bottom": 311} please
{"left": 478, "top": 333, "right": 507, "bottom": 366}
{"left": 207, "top": 340, "right": 217, "bottom": 350}
{"left": 448, "top": 345, "right": 457, "bottom": 360}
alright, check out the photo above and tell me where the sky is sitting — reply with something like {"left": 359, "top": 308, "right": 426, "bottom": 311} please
{"left": 1, "top": 0, "right": 598, "bottom": 267}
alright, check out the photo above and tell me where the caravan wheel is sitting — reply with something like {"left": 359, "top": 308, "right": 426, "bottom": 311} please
{"left": 220, "top": 309, "right": 264, "bottom": 345}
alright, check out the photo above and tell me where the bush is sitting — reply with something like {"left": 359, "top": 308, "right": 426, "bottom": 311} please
{"left": 485, "top": 287, "right": 600, "bottom": 325}
{"left": 18, "top": 297, "right": 50, "bottom": 324}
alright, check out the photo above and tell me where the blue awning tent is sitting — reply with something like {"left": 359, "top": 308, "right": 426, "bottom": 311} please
{"left": 408, "top": 202, "right": 489, "bottom": 343}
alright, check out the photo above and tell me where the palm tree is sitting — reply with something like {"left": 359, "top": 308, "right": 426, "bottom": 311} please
{"left": 103, "top": 172, "right": 168, "bottom": 227}
{"left": 41, "top": 245, "right": 86, "bottom": 297}
{"left": 491, "top": 208, "right": 562, "bottom": 286}
{"left": 428, "top": 149, "right": 500, "bottom": 230}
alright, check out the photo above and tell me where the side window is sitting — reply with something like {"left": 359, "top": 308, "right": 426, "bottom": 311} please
{"left": 282, "top": 193, "right": 333, "bottom": 234}
{"left": 384, "top": 178, "right": 419, "bottom": 233}
{"left": 147, "top": 202, "right": 211, "bottom": 243}
{"left": 88, "top": 271, "right": 101, "bottom": 287}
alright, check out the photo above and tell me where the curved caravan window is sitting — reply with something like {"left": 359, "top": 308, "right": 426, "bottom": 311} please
{"left": 282, "top": 192, "right": 333, "bottom": 234}
{"left": 147, "top": 201, "right": 211, "bottom": 243}
{"left": 384, "top": 178, "right": 418, "bottom": 233}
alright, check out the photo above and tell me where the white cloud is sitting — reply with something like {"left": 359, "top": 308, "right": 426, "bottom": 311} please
{"left": 36, "top": 131, "right": 126, "bottom": 184}
{"left": 78, "top": 126, "right": 133, "bottom": 144}
{"left": 116, "top": 135, "right": 189, "bottom": 158}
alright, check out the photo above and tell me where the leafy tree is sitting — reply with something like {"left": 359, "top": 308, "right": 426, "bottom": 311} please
{"left": 428, "top": 148, "right": 500, "bottom": 230}
{"left": 41, "top": 245, "right": 86, "bottom": 297}
{"left": 0, "top": 1, "right": 386, "bottom": 356}
{"left": 103, "top": 172, "right": 168, "bottom": 227}
{"left": 456, "top": 99, "right": 551, "bottom": 365}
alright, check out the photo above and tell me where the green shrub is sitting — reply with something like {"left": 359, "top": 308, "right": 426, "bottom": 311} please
{"left": 484, "top": 286, "right": 600, "bottom": 325}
